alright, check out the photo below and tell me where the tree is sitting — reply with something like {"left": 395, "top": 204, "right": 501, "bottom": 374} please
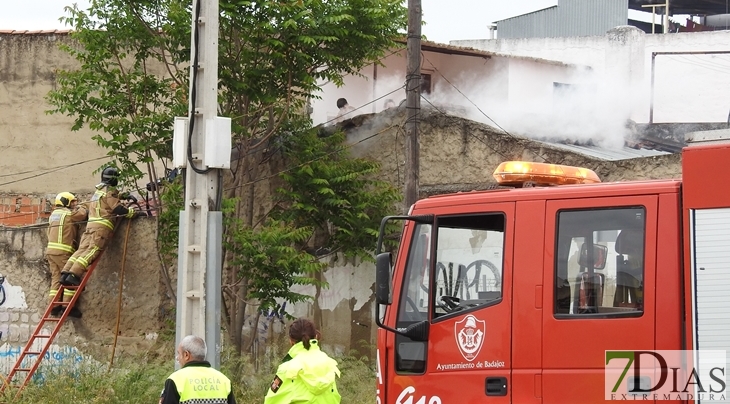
{"left": 47, "top": 0, "right": 407, "bottom": 354}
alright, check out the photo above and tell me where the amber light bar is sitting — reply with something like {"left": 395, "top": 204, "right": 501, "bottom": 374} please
{"left": 492, "top": 161, "right": 601, "bottom": 186}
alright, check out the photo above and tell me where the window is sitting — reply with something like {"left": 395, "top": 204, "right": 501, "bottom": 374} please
{"left": 432, "top": 214, "right": 505, "bottom": 320}
{"left": 395, "top": 223, "right": 431, "bottom": 373}
{"left": 554, "top": 208, "right": 645, "bottom": 317}
{"left": 397, "top": 223, "right": 431, "bottom": 325}
{"left": 421, "top": 73, "right": 432, "bottom": 95}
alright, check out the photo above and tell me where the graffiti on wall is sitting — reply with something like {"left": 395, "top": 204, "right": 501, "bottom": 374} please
{"left": 0, "top": 276, "right": 28, "bottom": 309}
{"left": 0, "top": 275, "right": 6, "bottom": 307}
{"left": 0, "top": 343, "right": 85, "bottom": 381}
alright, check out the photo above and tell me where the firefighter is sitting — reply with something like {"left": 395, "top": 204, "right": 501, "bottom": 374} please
{"left": 264, "top": 318, "right": 341, "bottom": 404}
{"left": 159, "top": 335, "right": 236, "bottom": 404}
{"left": 45, "top": 192, "right": 88, "bottom": 318}
{"left": 60, "top": 167, "right": 143, "bottom": 291}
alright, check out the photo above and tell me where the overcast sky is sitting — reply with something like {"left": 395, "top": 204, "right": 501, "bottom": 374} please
{"left": 2, "top": 0, "right": 560, "bottom": 43}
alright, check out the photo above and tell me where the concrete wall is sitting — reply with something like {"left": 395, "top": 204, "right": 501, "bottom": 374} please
{"left": 344, "top": 108, "right": 682, "bottom": 193}
{"left": 452, "top": 28, "right": 730, "bottom": 124}
{"left": 0, "top": 33, "right": 106, "bottom": 194}
{"left": 0, "top": 219, "right": 166, "bottom": 375}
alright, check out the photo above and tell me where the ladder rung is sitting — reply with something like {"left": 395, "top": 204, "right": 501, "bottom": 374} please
{"left": 24, "top": 351, "right": 41, "bottom": 355}
{"left": 14, "top": 368, "right": 31, "bottom": 372}
{"left": 31, "top": 333, "right": 51, "bottom": 338}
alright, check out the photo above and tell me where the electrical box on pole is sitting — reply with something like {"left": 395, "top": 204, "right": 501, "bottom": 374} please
{"left": 171, "top": 0, "right": 229, "bottom": 369}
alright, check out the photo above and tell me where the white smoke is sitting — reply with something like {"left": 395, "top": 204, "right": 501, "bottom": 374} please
{"left": 421, "top": 60, "right": 639, "bottom": 150}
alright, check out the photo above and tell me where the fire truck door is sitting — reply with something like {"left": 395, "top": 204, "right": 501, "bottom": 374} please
{"left": 388, "top": 203, "right": 515, "bottom": 403}
{"left": 542, "top": 196, "right": 658, "bottom": 403}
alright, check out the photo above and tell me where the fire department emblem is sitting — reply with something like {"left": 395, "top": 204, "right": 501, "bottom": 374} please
{"left": 454, "top": 314, "right": 485, "bottom": 361}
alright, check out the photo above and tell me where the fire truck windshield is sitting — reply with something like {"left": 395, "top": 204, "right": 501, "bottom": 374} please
{"left": 396, "top": 214, "right": 506, "bottom": 331}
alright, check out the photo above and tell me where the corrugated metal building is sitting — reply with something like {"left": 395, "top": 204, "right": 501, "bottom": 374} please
{"left": 495, "top": 0, "right": 629, "bottom": 39}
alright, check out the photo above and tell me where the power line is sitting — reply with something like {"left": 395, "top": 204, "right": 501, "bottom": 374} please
{"left": 224, "top": 116, "right": 408, "bottom": 192}
{"left": 320, "top": 85, "right": 406, "bottom": 126}
{"left": 0, "top": 156, "right": 109, "bottom": 183}
{"left": 420, "top": 57, "right": 559, "bottom": 164}
{"left": 0, "top": 157, "right": 104, "bottom": 179}
{"left": 419, "top": 95, "right": 511, "bottom": 161}
{"left": 668, "top": 55, "right": 730, "bottom": 75}
{"left": 422, "top": 55, "right": 512, "bottom": 136}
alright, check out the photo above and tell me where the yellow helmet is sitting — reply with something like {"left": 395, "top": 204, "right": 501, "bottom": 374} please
{"left": 55, "top": 192, "right": 77, "bottom": 208}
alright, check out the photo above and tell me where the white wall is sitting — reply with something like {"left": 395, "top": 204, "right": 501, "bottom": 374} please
{"left": 311, "top": 51, "right": 408, "bottom": 126}
{"left": 312, "top": 47, "right": 583, "bottom": 138}
{"left": 453, "top": 28, "right": 730, "bottom": 124}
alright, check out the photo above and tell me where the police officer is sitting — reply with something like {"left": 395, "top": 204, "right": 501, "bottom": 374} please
{"left": 45, "top": 192, "right": 88, "bottom": 318}
{"left": 60, "top": 166, "right": 143, "bottom": 289}
{"left": 264, "top": 318, "right": 341, "bottom": 404}
{"left": 159, "top": 335, "right": 236, "bottom": 404}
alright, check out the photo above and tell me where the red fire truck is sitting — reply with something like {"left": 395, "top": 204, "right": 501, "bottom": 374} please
{"left": 374, "top": 131, "right": 730, "bottom": 403}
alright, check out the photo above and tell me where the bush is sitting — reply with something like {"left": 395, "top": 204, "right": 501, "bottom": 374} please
{"left": 4, "top": 347, "right": 376, "bottom": 403}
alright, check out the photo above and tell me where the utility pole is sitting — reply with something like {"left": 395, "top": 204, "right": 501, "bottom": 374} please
{"left": 173, "top": 0, "right": 231, "bottom": 369}
{"left": 404, "top": 0, "right": 421, "bottom": 212}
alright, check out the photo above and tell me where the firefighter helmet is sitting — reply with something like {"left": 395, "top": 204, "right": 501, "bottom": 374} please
{"left": 100, "top": 166, "right": 119, "bottom": 187}
{"left": 55, "top": 192, "right": 77, "bottom": 208}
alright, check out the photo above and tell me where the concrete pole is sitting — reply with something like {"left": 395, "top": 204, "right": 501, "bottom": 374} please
{"left": 404, "top": 0, "right": 421, "bottom": 212}
{"left": 176, "top": 0, "right": 222, "bottom": 369}
{"left": 650, "top": 52, "right": 656, "bottom": 124}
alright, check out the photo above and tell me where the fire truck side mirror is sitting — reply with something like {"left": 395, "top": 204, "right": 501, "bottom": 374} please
{"left": 578, "top": 243, "right": 608, "bottom": 270}
{"left": 375, "top": 252, "right": 393, "bottom": 305}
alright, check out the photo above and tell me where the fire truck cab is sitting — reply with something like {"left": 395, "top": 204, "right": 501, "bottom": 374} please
{"left": 374, "top": 131, "right": 730, "bottom": 403}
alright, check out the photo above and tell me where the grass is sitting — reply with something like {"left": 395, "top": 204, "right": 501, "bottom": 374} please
{"left": 1, "top": 341, "right": 377, "bottom": 404}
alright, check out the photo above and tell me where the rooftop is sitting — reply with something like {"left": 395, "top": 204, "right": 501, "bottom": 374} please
{"left": 394, "top": 38, "right": 590, "bottom": 69}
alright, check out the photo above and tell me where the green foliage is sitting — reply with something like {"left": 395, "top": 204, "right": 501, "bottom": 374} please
{"left": 8, "top": 360, "right": 171, "bottom": 404}
{"left": 274, "top": 128, "right": 402, "bottom": 261}
{"left": 222, "top": 198, "right": 325, "bottom": 312}
{"left": 335, "top": 352, "right": 378, "bottom": 404}
{"left": 46, "top": 0, "right": 406, "bottom": 180}
{"left": 157, "top": 175, "right": 185, "bottom": 265}
{"left": 6, "top": 337, "right": 376, "bottom": 403}
{"left": 46, "top": 1, "right": 188, "bottom": 186}
{"left": 46, "top": 0, "right": 407, "bottom": 351}
{"left": 218, "top": 0, "right": 407, "bottom": 124}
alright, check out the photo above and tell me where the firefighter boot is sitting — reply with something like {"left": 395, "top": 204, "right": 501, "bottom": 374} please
{"left": 60, "top": 273, "right": 82, "bottom": 287}
{"left": 50, "top": 306, "right": 64, "bottom": 317}
{"left": 67, "top": 307, "right": 82, "bottom": 318}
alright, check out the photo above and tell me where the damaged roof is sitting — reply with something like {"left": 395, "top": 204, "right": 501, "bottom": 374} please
{"left": 629, "top": 0, "right": 730, "bottom": 15}
{"left": 528, "top": 122, "right": 730, "bottom": 161}
{"left": 394, "top": 38, "right": 590, "bottom": 69}
{"left": 543, "top": 142, "right": 671, "bottom": 161}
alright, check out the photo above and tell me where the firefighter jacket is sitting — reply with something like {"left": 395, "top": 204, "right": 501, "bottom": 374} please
{"left": 160, "top": 361, "right": 236, "bottom": 404}
{"left": 45, "top": 206, "right": 88, "bottom": 255}
{"left": 87, "top": 187, "right": 134, "bottom": 231}
{"left": 264, "top": 340, "right": 341, "bottom": 404}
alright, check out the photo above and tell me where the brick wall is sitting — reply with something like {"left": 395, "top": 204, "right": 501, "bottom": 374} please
{"left": 0, "top": 195, "right": 52, "bottom": 226}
